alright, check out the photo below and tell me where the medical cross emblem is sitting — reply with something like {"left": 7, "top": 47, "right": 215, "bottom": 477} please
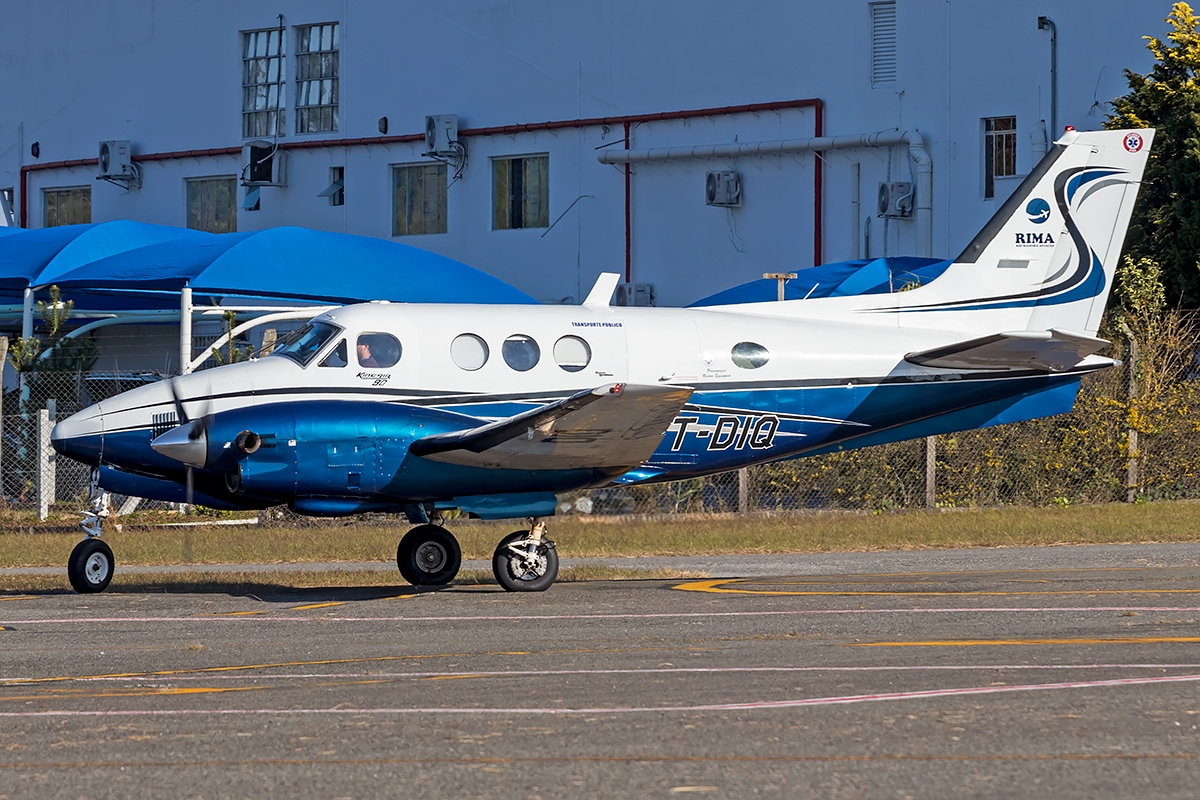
{"left": 1123, "top": 133, "right": 1144, "bottom": 153}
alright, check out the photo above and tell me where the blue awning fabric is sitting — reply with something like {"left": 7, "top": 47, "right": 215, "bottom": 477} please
{"left": 0, "top": 222, "right": 536, "bottom": 307}
{"left": 687, "top": 257, "right": 953, "bottom": 307}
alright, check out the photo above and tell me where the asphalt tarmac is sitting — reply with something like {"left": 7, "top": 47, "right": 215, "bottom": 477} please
{"left": 2, "top": 544, "right": 1200, "bottom": 798}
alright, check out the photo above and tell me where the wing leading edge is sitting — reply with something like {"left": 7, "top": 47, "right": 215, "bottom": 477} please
{"left": 904, "top": 328, "right": 1112, "bottom": 372}
{"left": 409, "top": 383, "right": 694, "bottom": 470}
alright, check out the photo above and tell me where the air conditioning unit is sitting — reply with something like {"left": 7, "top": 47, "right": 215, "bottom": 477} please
{"left": 877, "top": 181, "right": 913, "bottom": 218}
{"left": 242, "top": 140, "right": 287, "bottom": 187}
{"left": 97, "top": 140, "right": 134, "bottom": 179}
{"left": 424, "top": 114, "right": 460, "bottom": 157}
{"left": 705, "top": 171, "right": 741, "bottom": 207}
{"left": 614, "top": 283, "right": 655, "bottom": 307}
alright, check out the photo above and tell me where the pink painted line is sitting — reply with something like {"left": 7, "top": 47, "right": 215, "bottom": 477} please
{"left": 2, "top": 673, "right": 1198, "bottom": 718}
{"left": 4, "top": 606, "right": 1200, "bottom": 626}
{"left": 7, "top": 663, "right": 1198, "bottom": 685}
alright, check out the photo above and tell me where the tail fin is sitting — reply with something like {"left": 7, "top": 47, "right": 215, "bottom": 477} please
{"left": 899, "top": 128, "right": 1153, "bottom": 336}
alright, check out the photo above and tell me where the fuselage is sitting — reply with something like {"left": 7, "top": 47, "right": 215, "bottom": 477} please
{"left": 52, "top": 298, "right": 1099, "bottom": 514}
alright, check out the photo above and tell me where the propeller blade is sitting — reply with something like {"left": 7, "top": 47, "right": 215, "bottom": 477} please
{"left": 185, "top": 465, "right": 194, "bottom": 510}
{"left": 168, "top": 378, "right": 190, "bottom": 425}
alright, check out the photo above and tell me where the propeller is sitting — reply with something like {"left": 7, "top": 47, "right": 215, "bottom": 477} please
{"left": 160, "top": 377, "right": 212, "bottom": 510}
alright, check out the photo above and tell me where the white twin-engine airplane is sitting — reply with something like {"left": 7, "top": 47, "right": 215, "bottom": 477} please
{"left": 52, "top": 128, "right": 1152, "bottom": 594}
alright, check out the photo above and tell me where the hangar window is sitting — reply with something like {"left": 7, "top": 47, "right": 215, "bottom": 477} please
{"left": 493, "top": 155, "right": 549, "bottom": 230}
{"left": 553, "top": 336, "right": 591, "bottom": 373}
{"left": 451, "top": 334, "right": 489, "bottom": 371}
{"left": 731, "top": 342, "right": 770, "bottom": 370}
{"left": 983, "top": 116, "right": 1017, "bottom": 199}
{"left": 357, "top": 332, "right": 401, "bottom": 368}
{"left": 242, "top": 27, "right": 286, "bottom": 139}
{"left": 295, "top": 22, "right": 339, "bottom": 134}
{"left": 186, "top": 177, "right": 237, "bottom": 233}
{"left": 502, "top": 334, "right": 541, "bottom": 372}
{"left": 319, "top": 339, "right": 348, "bottom": 368}
{"left": 43, "top": 187, "right": 91, "bottom": 227}
{"left": 392, "top": 164, "right": 447, "bottom": 236}
{"left": 870, "top": 2, "right": 897, "bottom": 87}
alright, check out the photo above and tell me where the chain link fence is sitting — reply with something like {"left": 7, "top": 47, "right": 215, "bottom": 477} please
{"left": 3, "top": 348, "right": 1195, "bottom": 527}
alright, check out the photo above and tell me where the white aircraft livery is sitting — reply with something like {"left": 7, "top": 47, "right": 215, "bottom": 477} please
{"left": 52, "top": 128, "right": 1153, "bottom": 594}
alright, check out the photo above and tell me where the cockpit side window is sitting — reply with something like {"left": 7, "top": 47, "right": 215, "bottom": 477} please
{"left": 356, "top": 332, "right": 401, "bottom": 368}
{"left": 319, "top": 339, "right": 348, "bottom": 368}
{"left": 271, "top": 321, "right": 342, "bottom": 367}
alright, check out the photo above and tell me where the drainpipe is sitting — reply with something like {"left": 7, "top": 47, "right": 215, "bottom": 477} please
{"left": 624, "top": 121, "right": 632, "bottom": 284}
{"left": 850, "top": 162, "right": 861, "bottom": 259}
{"left": 1038, "top": 16, "right": 1058, "bottom": 138}
{"left": 905, "top": 130, "right": 933, "bottom": 258}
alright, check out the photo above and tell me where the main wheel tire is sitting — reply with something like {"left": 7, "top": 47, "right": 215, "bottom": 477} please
{"left": 492, "top": 531, "right": 559, "bottom": 592}
{"left": 396, "top": 525, "right": 462, "bottom": 586}
{"left": 68, "top": 539, "right": 115, "bottom": 594}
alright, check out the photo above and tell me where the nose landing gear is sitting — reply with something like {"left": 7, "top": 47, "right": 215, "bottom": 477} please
{"left": 68, "top": 471, "right": 115, "bottom": 593}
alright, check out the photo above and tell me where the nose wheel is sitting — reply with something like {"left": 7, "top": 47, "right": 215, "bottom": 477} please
{"left": 68, "top": 538, "right": 115, "bottom": 593}
{"left": 397, "top": 524, "right": 462, "bottom": 586}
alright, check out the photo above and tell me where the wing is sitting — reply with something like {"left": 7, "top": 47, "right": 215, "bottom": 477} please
{"left": 409, "top": 383, "right": 693, "bottom": 470}
{"left": 904, "top": 328, "right": 1112, "bottom": 372}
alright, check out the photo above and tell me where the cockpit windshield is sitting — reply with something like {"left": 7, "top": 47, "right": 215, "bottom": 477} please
{"left": 270, "top": 321, "right": 343, "bottom": 367}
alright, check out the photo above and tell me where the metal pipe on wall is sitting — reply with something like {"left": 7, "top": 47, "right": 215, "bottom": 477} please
{"left": 850, "top": 162, "right": 860, "bottom": 259}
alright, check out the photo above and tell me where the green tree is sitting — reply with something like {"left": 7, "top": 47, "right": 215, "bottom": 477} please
{"left": 1108, "top": 2, "right": 1200, "bottom": 306}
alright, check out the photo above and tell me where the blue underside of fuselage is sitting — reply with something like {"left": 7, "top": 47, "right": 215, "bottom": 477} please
{"left": 57, "top": 370, "right": 1085, "bottom": 514}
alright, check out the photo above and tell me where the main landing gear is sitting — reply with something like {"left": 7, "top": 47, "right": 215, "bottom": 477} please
{"left": 395, "top": 518, "right": 559, "bottom": 592}
{"left": 68, "top": 471, "right": 115, "bottom": 594}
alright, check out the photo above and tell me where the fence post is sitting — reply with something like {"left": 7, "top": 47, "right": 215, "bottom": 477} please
{"left": 924, "top": 436, "right": 937, "bottom": 509}
{"left": 737, "top": 468, "right": 749, "bottom": 515}
{"left": 0, "top": 336, "right": 7, "bottom": 498}
{"left": 1120, "top": 321, "right": 1139, "bottom": 503}
{"left": 36, "top": 407, "right": 55, "bottom": 520}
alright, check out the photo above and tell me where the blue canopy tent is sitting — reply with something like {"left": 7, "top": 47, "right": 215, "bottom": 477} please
{"left": 688, "top": 256, "right": 953, "bottom": 307}
{"left": 49, "top": 226, "right": 536, "bottom": 305}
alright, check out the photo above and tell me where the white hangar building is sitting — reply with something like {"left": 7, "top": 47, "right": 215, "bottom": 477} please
{"left": 0, "top": 0, "right": 1168, "bottom": 307}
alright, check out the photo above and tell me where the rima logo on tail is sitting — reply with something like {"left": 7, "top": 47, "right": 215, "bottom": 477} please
{"left": 1026, "top": 198, "right": 1051, "bottom": 224}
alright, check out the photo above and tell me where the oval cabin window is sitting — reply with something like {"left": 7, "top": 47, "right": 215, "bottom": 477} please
{"left": 731, "top": 341, "right": 770, "bottom": 370}
{"left": 553, "top": 335, "right": 591, "bottom": 373}
{"left": 356, "top": 332, "right": 401, "bottom": 368}
{"left": 451, "top": 334, "right": 489, "bottom": 371}
{"left": 502, "top": 334, "right": 541, "bottom": 372}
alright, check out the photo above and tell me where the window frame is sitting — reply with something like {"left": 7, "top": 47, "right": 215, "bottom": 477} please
{"left": 983, "top": 116, "right": 1018, "bottom": 200}
{"left": 391, "top": 162, "right": 448, "bottom": 236}
{"left": 294, "top": 21, "right": 340, "bottom": 134}
{"left": 492, "top": 154, "right": 550, "bottom": 230}
{"left": 43, "top": 186, "right": 91, "bottom": 227}
{"left": 185, "top": 176, "right": 238, "bottom": 233}
{"left": 241, "top": 26, "right": 286, "bottom": 139}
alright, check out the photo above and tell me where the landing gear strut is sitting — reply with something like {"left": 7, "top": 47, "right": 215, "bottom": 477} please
{"left": 492, "top": 519, "right": 558, "bottom": 592}
{"left": 68, "top": 470, "right": 115, "bottom": 593}
{"left": 397, "top": 524, "right": 462, "bottom": 586}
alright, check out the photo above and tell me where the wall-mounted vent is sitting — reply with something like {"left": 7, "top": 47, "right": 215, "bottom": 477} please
{"left": 870, "top": 1, "right": 897, "bottom": 87}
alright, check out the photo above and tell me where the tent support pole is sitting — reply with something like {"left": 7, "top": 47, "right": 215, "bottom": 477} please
{"left": 179, "top": 285, "right": 192, "bottom": 376}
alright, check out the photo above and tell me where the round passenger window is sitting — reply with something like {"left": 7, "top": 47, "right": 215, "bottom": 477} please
{"left": 553, "top": 336, "right": 592, "bottom": 373}
{"left": 502, "top": 334, "right": 541, "bottom": 372}
{"left": 731, "top": 341, "right": 770, "bottom": 369}
{"left": 356, "top": 332, "right": 401, "bottom": 368}
{"left": 451, "top": 334, "right": 489, "bottom": 371}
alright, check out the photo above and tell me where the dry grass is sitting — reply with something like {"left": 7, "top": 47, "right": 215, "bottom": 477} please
{"left": 2, "top": 502, "right": 1200, "bottom": 572}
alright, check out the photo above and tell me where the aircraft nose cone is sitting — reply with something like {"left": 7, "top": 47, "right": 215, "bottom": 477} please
{"left": 150, "top": 420, "right": 208, "bottom": 468}
{"left": 51, "top": 406, "right": 105, "bottom": 464}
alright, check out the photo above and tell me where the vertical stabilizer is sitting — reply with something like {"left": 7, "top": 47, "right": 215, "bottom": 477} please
{"left": 894, "top": 128, "right": 1153, "bottom": 336}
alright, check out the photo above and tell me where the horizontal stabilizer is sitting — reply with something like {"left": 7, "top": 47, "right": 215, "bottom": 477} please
{"left": 904, "top": 328, "right": 1111, "bottom": 372}
{"left": 409, "top": 383, "right": 693, "bottom": 470}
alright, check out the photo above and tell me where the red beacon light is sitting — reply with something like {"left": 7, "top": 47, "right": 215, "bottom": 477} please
{"left": 1064, "top": 125, "right": 1076, "bottom": 132}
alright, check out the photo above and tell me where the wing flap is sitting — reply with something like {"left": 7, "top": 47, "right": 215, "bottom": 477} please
{"left": 905, "top": 328, "right": 1111, "bottom": 372}
{"left": 409, "top": 383, "right": 693, "bottom": 470}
